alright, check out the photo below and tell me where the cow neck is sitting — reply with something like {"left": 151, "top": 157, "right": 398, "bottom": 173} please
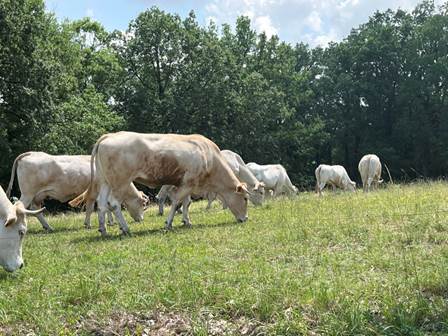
{"left": 212, "top": 156, "right": 240, "bottom": 191}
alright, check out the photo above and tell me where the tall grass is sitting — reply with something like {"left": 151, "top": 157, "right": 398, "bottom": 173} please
{"left": 1, "top": 182, "right": 448, "bottom": 335}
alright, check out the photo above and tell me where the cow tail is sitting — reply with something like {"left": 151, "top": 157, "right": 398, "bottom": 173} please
{"left": 315, "top": 165, "right": 321, "bottom": 193}
{"left": 366, "top": 156, "right": 372, "bottom": 187}
{"left": 68, "top": 190, "right": 88, "bottom": 208}
{"left": 6, "top": 152, "right": 32, "bottom": 197}
{"left": 69, "top": 134, "right": 109, "bottom": 208}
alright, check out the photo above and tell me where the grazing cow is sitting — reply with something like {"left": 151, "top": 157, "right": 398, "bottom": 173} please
{"left": 73, "top": 132, "right": 249, "bottom": 236}
{"left": 246, "top": 162, "right": 297, "bottom": 196}
{"left": 157, "top": 149, "right": 265, "bottom": 214}
{"left": 358, "top": 154, "right": 383, "bottom": 192}
{"left": 6, "top": 152, "right": 115, "bottom": 231}
{"left": 0, "top": 185, "right": 44, "bottom": 272}
{"left": 315, "top": 164, "right": 356, "bottom": 195}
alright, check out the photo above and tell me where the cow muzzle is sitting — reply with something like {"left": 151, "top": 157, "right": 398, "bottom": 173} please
{"left": 237, "top": 216, "right": 248, "bottom": 223}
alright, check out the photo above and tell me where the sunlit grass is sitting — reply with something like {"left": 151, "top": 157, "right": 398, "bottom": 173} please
{"left": 1, "top": 182, "right": 448, "bottom": 335}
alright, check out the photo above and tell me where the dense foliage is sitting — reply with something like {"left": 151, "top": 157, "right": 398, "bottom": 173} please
{"left": 1, "top": 0, "right": 448, "bottom": 188}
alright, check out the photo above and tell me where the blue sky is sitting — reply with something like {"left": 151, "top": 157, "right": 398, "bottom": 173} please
{"left": 45, "top": 0, "right": 445, "bottom": 47}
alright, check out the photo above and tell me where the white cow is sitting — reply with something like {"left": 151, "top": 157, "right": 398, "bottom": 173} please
{"left": 358, "top": 154, "right": 383, "bottom": 192}
{"left": 246, "top": 162, "right": 297, "bottom": 196}
{"left": 71, "top": 132, "right": 249, "bottom": 236}
{"left": 0, "top": 185, "right": 44, "bottom": 272}
{"left": 315, "top": 164, "right": 356, "bottom": 195}
{"left": 157, "top": 149, "right": 265, "bottom": 214}
{"left": 7, "top": 152, "right": 115, "bottom": 231}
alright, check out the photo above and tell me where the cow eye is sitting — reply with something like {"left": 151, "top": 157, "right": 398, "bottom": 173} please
{"left": 18, "top": 229, "right": 26, "bottom": 238}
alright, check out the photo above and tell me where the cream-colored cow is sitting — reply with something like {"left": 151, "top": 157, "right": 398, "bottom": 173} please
{"left": 246, "top": 162, "right": 297, "bottom": 196}
{"left": 71, "top": 132, "right": 249, "bottom": 236}
{"left": 0, "top": 185, "right": 44, "bottom": 272}
{"left": 7, "top": 152, "right": 115, "bottom": 231}
{"left": 358, "top": 154, "right": 383, "bottom": 192}
{"left": 157, "top": 149, "right": 265, "bottom": 214}
{"left": 315, "top": 164, "right": 356, "bottom": 195}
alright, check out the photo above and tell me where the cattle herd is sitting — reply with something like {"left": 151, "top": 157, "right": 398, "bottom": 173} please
{"left": 0, "top": 131, "right": 383, "bottom": 272}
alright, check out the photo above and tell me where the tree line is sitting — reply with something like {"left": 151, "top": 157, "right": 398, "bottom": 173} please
{"left": 1, "top": 0, "right": 448, "bottom": 190}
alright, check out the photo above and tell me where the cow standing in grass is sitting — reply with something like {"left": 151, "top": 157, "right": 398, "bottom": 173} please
{"left": 72, "top": 132, "right": 249, "bottom": 236}
{"left": 157, "top": 149, "right": 265, "bottom": 214}
{"left": 358, "top": 154, "right": 383, "bottom": 192}
{"left": 246, "top": 162, "right": 297, "bottom": 196}
{"left": 7, "top": 152, "right": 116, "bottom": 231}
{"left": 315, "top": 164, "right": 356, "bottom": 196}
{"left": 0, "top": 185, "right": 44, "bottom": 272}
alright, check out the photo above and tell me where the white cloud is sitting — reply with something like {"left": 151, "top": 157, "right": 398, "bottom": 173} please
{"left": 306, "top": 11, "right": 322, "bottom": 32}
{"left": 204, "top": 0, "right": 446, "bottom": 47}
{"left": 254, "top": 15, "right": 277, "bottom": 37}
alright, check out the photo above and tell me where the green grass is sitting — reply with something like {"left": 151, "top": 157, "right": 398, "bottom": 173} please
{"left": 1, "top": 182, "right": 448, "bottom": 335}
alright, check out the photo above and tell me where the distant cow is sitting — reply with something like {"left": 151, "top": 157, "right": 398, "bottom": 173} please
{"left": 246, "top": 163, "right": 297, "bottom": 196}
{"left": 6, "top": 152, "right": 116, "bottom": 231}
{"left": 157, "top": 149, "right": 265, "bottom": 214}
{"left": 0, "top": 185, "right": 44, "bottom": 272}
{"left": 72, "top": 132, "right": 249, "bottom": 236}
{"left": 315, "top": 164, "right": 356, "bottom": 195}
{"left": 358, "top": 154, "right": 383, "bottom": 192}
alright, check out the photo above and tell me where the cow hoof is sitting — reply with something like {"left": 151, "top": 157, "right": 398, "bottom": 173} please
{"left": 84, "top": 224, "right": 92, "bottom": 230}
{"left": 182, "top": 220, "right": 192, "bottom": 228}
{"left": 44, "top": 226, "right": 54, "bottom": 233}
{"left": 98, "top": 229, "right": 108, "bottom": 237}
{"left": 164, "top": 221, "right": 173, "bottom": 231}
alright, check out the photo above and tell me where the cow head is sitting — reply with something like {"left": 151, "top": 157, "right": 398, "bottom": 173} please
{"left": 249, "top": 182, "right": 265, "bottom": 206}
{"left": 347, "top": 181, "right": 356, "bottom": 192}
{"left": 220, "top": 183, "right": 249, "bottom": 223}
{"left": 0, "top": 202, "right": 45, "bottom": 272}
{"left": 124, "top": 191, "right": 149, "bottom": 222}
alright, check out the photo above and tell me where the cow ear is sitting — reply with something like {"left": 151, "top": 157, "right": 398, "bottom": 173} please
{"left": 5, "top": 214, "right": 17, "bottom": 227}
{"left": 236, "top": 183, "right": 249, "bottom": 194}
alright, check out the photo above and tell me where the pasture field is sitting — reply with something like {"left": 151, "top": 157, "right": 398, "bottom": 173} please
{"left": 1, "top": 182, "right": 448, "bottom": 335}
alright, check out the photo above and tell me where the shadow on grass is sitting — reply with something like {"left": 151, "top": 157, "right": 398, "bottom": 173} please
{"left": 69, "top": 219, "right": 242, "bottom": 244}
{"left": 27, "top": 225, "right": 84, "bottom": 235}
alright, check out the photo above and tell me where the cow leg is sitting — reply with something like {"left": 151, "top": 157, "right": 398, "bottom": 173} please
{"left": 110, "top": 200, "right": 130, "bottom": 235}
{"left": 97, "top": 185, "right": 110, "bottom": 236}
{"left": 181, "top": 196, "right": 192, "bottom": 227}
{"left": 84, "top": 200, "right": 95, "bottom": 229}
{"left": 165, "top": 188, "right": 191, "bottom": 230}
{"left": 157, "top": 195, "right": 166, "bottom": 216}
{"left": 206, "top": 192, "right": 216, "bottom": 210}
{"left": 318, "top": 183, "right": 326, "bottom": 196}
{"left": 107, "top": 210, "right": 115, "bottom": 226}
{"left": 32, "top": 202, "right": 53, "bottom": 232}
